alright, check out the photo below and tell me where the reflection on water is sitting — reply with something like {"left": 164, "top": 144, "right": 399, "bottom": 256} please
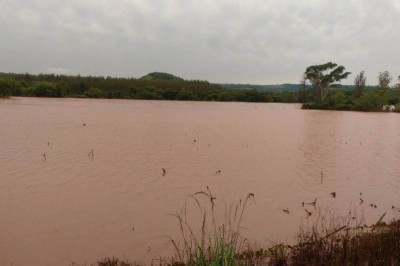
{"left": 0, "top": 97, "right": 399, "bottom": 265}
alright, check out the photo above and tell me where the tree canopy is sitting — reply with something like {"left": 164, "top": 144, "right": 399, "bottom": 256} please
{"left": 304, "top": 62, "right": 350, "bottom": 103}
{"left": 353, "top": 71, "right": 366, "bottom": 99}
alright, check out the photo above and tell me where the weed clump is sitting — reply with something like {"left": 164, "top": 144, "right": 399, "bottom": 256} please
{"left": 168, "top": 188, "right": 256, "bottom": 266}
{"left": 291, "top": 210, "right": 400, "bottom": 265}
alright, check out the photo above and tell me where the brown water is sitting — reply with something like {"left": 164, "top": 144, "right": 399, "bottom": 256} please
{"left": 1, "top": 97, "right": 399, "bottom": 265}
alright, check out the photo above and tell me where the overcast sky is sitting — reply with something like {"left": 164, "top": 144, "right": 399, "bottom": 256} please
{"left": 1, "top": 0, "right": 399, "bottom": 84}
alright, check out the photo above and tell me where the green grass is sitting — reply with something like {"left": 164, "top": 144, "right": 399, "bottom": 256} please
{"left": 167, "top": 187, "right": 255, "bottom": 266}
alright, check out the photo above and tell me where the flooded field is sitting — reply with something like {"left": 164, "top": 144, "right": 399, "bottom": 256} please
{"left": 0, "top": 97, "right": 399, "bottom": 265}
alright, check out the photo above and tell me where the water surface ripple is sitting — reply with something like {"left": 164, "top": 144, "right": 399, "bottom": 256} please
{"left": 0, "top": 98, "right": 399, "bottom": 265}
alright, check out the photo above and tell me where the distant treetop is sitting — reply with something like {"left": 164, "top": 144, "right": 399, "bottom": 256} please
{"left": 140, "top": 72, "right": 183, "bottom": 81}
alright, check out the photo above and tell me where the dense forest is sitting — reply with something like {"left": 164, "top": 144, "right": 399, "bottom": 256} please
{"left": 0, "top": 72, "right": 299, "bottom": 103}
{"left": 1, "top": 70, "right": 399, "bottom": 112}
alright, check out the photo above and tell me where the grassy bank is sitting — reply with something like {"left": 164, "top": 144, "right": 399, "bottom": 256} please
{"left": 90, "top": 189, "right": 400, "bottom": 266}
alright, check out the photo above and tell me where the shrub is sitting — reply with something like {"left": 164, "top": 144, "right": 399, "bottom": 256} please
{"left": 354, "top": 91, "right": 386, "bottom": 111}
{"left": 29, "top": 81, "right": 65, "bottom": 97}
{"left": 393, "top": 103, "right": 400, "bottom": 113}
{"left": 85, "top": 87, "right": 105, "bottom": 98}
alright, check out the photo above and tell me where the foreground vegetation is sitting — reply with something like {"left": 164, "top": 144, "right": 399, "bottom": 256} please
{"left": 91, "top": 189, "right": 400, "bottom": 266}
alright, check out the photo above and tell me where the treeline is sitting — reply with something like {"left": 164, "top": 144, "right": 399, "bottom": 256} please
{"left": 300, "top": 63, "right": 400, "bottom": 112}
{"left": 0, "top": 72, "right": 299, "bottom": 103}
{"left": 4, "top": 71, "right": 398, "bottom": 110}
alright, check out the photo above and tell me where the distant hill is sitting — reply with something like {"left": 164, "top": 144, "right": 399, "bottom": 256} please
{"left": 140, "top": 72, "right": 183, "bottom": 81}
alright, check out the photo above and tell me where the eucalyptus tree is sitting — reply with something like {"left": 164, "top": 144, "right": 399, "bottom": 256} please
{"left": 378, "top": 71, "right": 392, "bottom": 92}
{"left": 353, "top": 71, "right": 366, "bottom": 99}
{"left": 303, "top": 62, "right": 350, "bottom": 103}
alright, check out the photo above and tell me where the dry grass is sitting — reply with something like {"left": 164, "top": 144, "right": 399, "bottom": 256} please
{"left": 290, "top": 209, "right": 400, "bottom": 265}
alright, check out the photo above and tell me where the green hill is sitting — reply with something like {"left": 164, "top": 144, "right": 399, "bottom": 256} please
{"left": 140, "top": 72, "right": 183, "bottom": 81}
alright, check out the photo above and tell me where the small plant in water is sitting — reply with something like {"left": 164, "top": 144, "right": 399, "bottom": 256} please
{"left": 168, "top": 187, "right": 255, "bottom": 266}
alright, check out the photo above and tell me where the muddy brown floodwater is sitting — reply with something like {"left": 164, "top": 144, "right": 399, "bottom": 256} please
{"left": 1, "top": 97, "right": 400, "bottom": 265}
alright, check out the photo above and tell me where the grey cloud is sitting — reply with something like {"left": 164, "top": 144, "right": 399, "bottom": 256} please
{"left": 0, "top": 0, "right": 399, "bottom": 84}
